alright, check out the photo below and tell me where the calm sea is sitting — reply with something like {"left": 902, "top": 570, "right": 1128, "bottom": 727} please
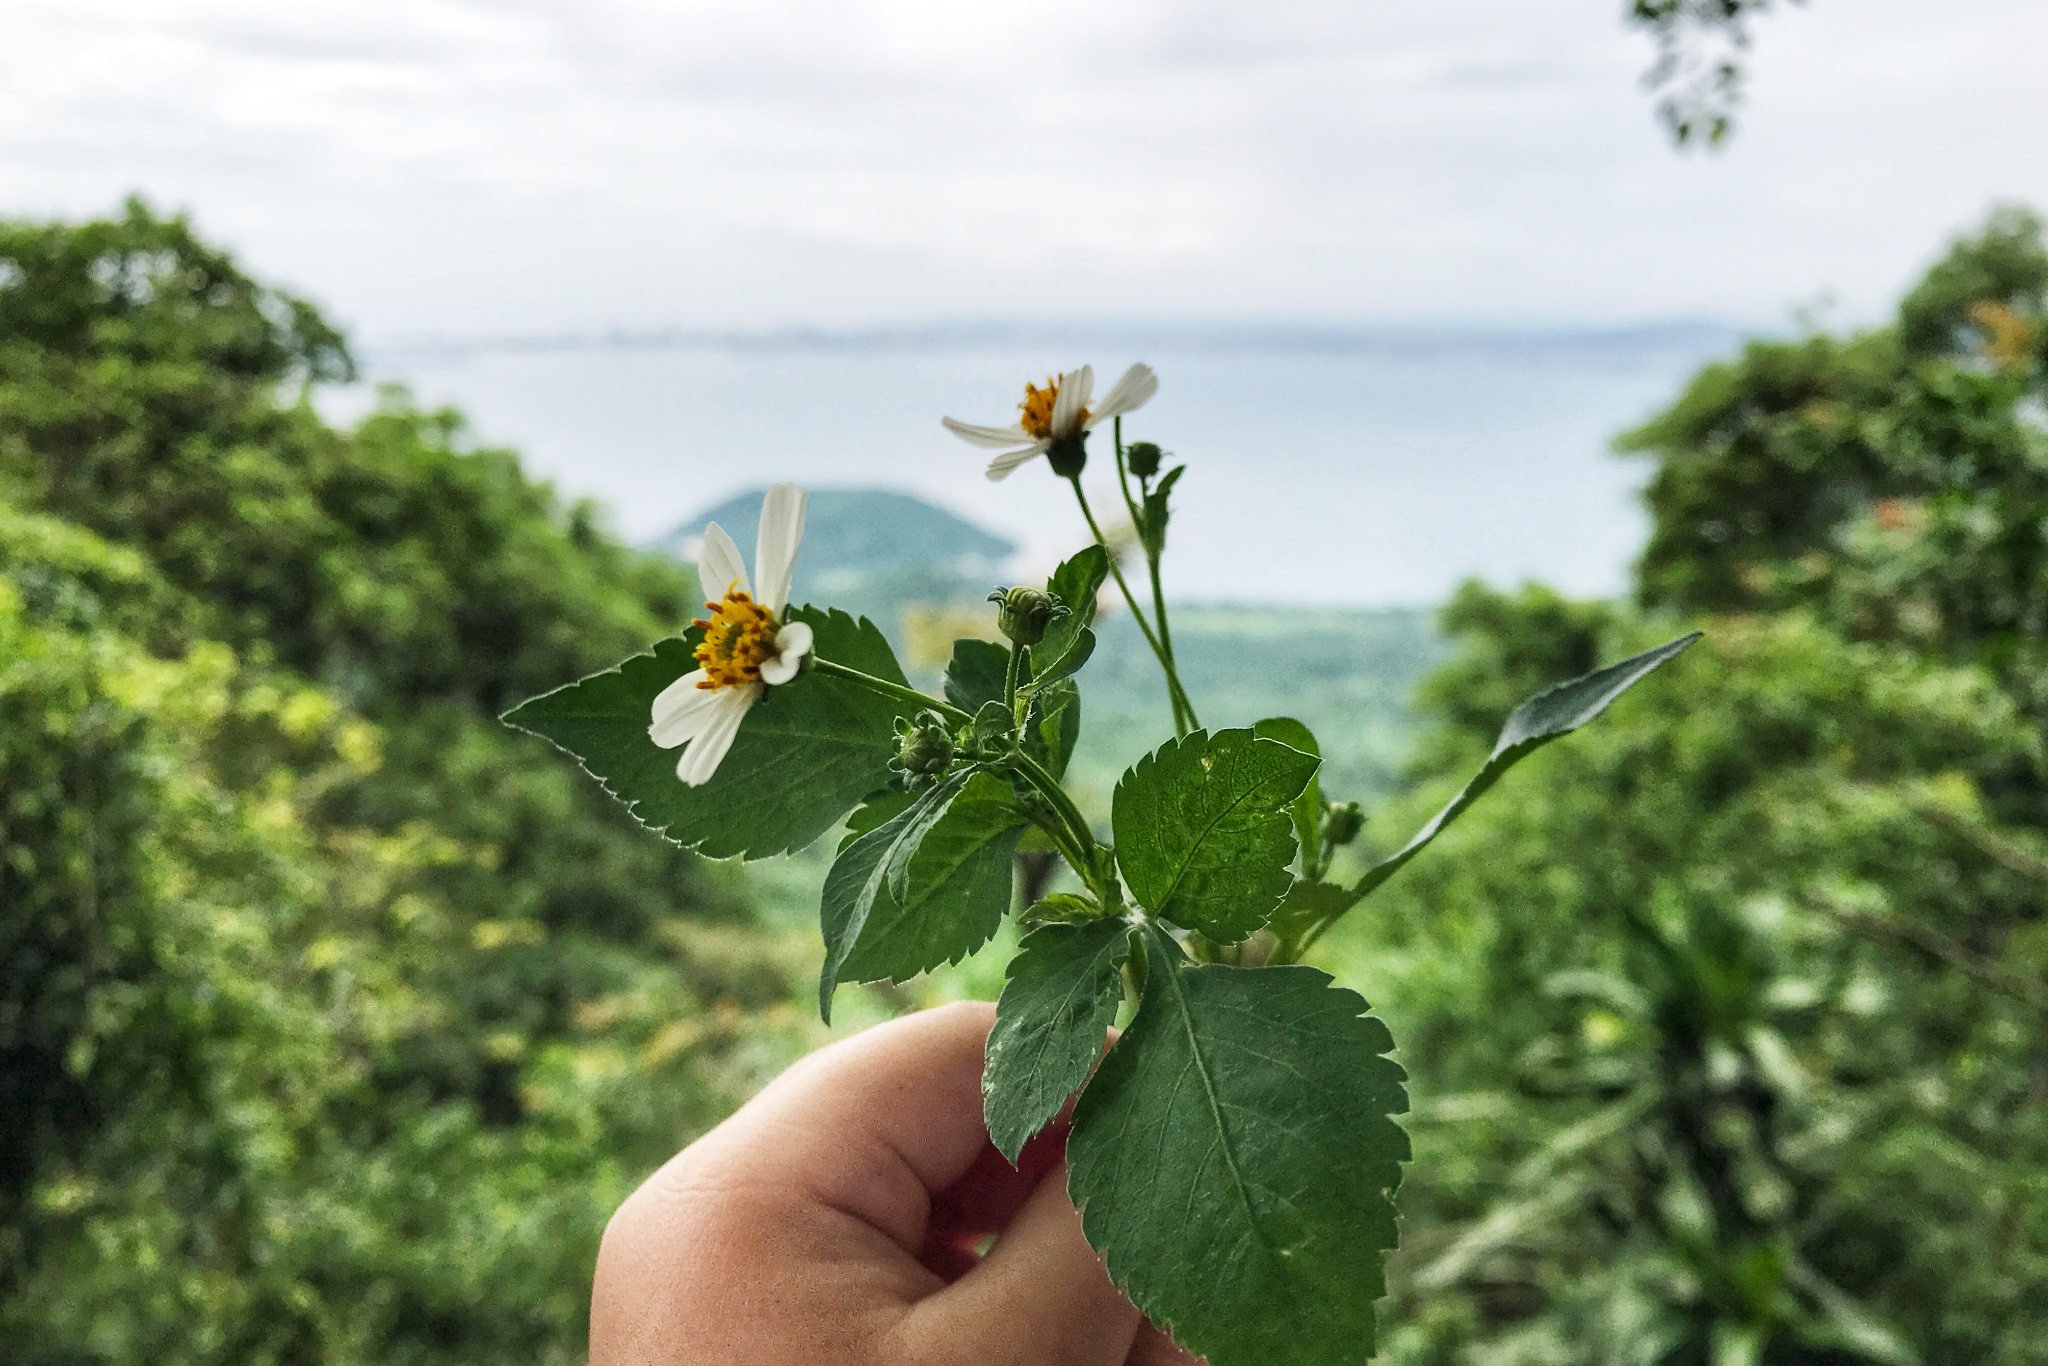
{"left": 344, "top": 322, "right": 1739, "bottom": 608}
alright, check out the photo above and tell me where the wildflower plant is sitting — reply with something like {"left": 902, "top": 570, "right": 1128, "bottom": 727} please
{"left": 504, "top": 365, "right": 1697, "bottom": 1366}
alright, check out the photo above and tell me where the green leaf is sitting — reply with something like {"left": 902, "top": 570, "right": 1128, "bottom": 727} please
{"left": 1140, "top": 463, "right": 1185, "bottom": 555}
{"left": 1352, "top": 632, "right": 1700, "bottom": 900}
{"left": 818, "top": 770, "right": 1026, "bottom": 1019}
{"left": 1112, "top": 728, "right": 1320, "bottom": 942}
{"left": 944, "top": 638, "right": 1012, "bottom": 713}
{"left": 983, "top": 918, "right": 1132, "bottom": 1162}
{"left": 1036, "top": 545, "right": 1107, "bottom": 679}
{"left": 1069, "top": 925, "right": 1410, "bottom": 1366}
{"left": 842, "top": 787, "right": 913, "bottom": 844}
{"left": 502, "top": 606, "right": 913, "bottom": 860}
{"left": 1027, "top": 676, "right": 1082, "bottom": 780}
{"left": 1254, "top": 717, "right": 1322, "bottom": 873}
{"left": 1022, "top": 892, "right": 1101, "bottom": 924}
{"left": 1029, "top": 626, "right": 1095, "bottom": 689}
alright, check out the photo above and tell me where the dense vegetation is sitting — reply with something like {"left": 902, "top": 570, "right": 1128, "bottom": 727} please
{"left": 5, "top": 200, "right": 2045, "bottom": 1363}
{"left": 0, "top": 202, "right": 819, "bottom": 1364}
{"left": 1340, "top": 209, "right": 2048, "bottom": 1363}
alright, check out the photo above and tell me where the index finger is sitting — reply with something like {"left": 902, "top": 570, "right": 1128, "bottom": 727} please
{"left": 683, "top": 999, "right": 1002, "bottom": 1256}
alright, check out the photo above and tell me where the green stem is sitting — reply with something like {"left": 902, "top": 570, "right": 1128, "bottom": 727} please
{"left": 1004, "top": 640, "right": 1025, "bottom": 713}
{"left": 1007, "top": 746, "right": 1118, "bottom": 907}
{"left": 1110, "top": 421, "right": 1197, "bottom": 737}
{"left": 1065, "top": 473, "right": 1199, "bottom": 735}
{"left": 1145, "top": 552, "right": 1194, "bottom": 734}
{"left": 811, "top": 657, "right": 972, "bottom": 727}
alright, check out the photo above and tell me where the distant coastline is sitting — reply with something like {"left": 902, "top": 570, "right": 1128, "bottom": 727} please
{"left": 361, "top": 317, "right": 1748, "bottom": 368}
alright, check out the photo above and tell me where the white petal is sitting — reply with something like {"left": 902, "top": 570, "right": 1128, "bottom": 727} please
{"left": 676, "top": 685, "right": 757, "bottom": 786}
{"left": 754, "top": 482, "right": 807, "bottom": 615}
{"left": 649, "top": 669, "right": 721, "bottom": 747}
{"left": 759, "top": 619, "right": 814, "bottom": 685}
{"left": 986, "top": 441, "right": 1052, "bottom": 481}
{"left": 1087, "top": 363, "right": 1158, "bottom": 425}
{"left": 698, "top": 522, "right": 750, "bottom": 603}
{"left": 943, "top": 417, "right": 1033, "bottom": 450}
{"left": 1051, "top": 364, "right": 1093, "bottom": 437}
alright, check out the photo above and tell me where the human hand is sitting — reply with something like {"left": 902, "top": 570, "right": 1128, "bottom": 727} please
{"left": 591, "top": 1001, "right": 1198, "bottom": 1366}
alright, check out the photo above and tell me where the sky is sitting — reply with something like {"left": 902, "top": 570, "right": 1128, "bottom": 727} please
{"left": 4, "top": 0, "right": 2046, "bottom": 340}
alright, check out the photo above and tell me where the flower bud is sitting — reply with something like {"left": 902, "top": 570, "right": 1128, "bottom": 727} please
{"left": 890, "top": 710, "right": 954, "bottom": 788}
{"left": 1322, "top": 800, "right": 1365, "bottom": 847}
{"left": 1126, "top": 441, "right": 1165, "bottom": 479}
{"left": 1045, "top": 433, "right": 1089, "bottom": 478}
{"left": 988, "top": 585, "right": 1069, "bottom": 647}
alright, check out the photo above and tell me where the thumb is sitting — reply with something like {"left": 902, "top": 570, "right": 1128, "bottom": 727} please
{"left": 897, "top": 1163, "right": 1142, "bottom": 1366}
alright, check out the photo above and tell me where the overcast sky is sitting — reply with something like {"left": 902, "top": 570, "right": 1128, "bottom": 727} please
{"left": 3, "top": 0, "right": 2044, "bottom": 340}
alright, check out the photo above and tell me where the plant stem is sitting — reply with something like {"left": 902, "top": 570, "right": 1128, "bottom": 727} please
{"left": 1110, "top": 420, "right": 1198, "bottom": 737}
{"left": 1004, "top": 639, "right": 1024, "bottom": 713}
{"left": 811, "top": 657, "right": 972, "bottom": 727}
{"left": 1065, "top": 472, "right": 1199, "bottom": 736}
{"left": 1007, "top": 746, "right": 1120, "bottom": 907}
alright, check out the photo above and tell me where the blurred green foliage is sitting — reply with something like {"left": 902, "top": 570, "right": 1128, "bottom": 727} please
{"left": 1335, "top": 207, "right": 2048, "bottom": 1364}
{"left": 0, "top": 201, "right": 823, "bottom": 1364}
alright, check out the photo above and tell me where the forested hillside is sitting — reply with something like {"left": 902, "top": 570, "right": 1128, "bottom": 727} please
{"left": 0, "top": 203, "right": 820, "bottom": 1364}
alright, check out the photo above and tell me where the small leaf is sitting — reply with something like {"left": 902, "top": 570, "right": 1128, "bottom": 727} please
{"left": 1112, "top": 728, "right": 1320, "bottom": 942}
{"left": 818, "top": 770, "right": 1025, "bottom": 1019}
{"left": 1353, "top": 632, "right": 1700, "bottom": 900}
{"left": 944, "top": 638, "right": 1012, "bottom": 713}
{"left": 1254, "top": 717, "right": 1322, "bottom": 873}
{"left": 983, "top": 919, "right": 1132, "bottom": 1162}
{"left": 1037, "top": 545, "right": 1107, "bottom": 677}
{"left": 1028, "top": 676, "right": 1082, "bottom": 780}
{"left": 1069, "top": 925, "right": 1410, "bottom": 1366}
{"left": 1023, "top": 892, "right": 1101, "bottom": 924}
{"left": 502, "top": 606, "right": 912, "bottom": 860}
{"left": 1140, "top": 464, "right": 1185, "bottom": 554}
{"left": 1029, "top": 626, "right": 1095, "bottom": 689}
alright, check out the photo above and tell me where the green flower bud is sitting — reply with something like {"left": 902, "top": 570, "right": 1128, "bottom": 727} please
{"left": 890, "top": 710, "right": 954, "bottom": 789}
{"left": 988, "top": 585, "right": 1069, "bottom": 647}
{"left": 1126, "top": 441, "right": 1165, "bottom": 479}
{"left": 1045, "top": 433, "right": 1089, "bottom": 478}
{"left": 1322, "top": 800, "right": 1365, "bottom": 847}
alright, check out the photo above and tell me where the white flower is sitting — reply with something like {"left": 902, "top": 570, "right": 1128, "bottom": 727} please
{"left": 648, "top": 483, "right": 814, "bottom": 787}
{"left": 941, "top": 362, "right": 1158, "bottom": 481}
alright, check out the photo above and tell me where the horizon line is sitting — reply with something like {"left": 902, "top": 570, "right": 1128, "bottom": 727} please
{"left": 357, "top": 315, "right": 1756, "bottom": 363}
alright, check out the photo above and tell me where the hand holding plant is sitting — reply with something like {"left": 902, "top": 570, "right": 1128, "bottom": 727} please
{"left": 509, "top": 363, "right": 1695, "bottom": 1365}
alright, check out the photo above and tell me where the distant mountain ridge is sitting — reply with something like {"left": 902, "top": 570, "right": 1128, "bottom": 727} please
{"left": 649, "top": 488, "right": 1015, "bottom": 578}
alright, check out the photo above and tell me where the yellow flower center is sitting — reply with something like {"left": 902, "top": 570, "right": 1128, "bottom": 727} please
{"left": 692, "top": 589, "right": 780, "bottom": 689}
{"left": 1018, "top": 376, "right": 1086, "bottom": 439}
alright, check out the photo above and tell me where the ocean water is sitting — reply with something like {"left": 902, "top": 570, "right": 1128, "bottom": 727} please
{"left": 346, "top": 323, "right": 1737, "bottom": 607}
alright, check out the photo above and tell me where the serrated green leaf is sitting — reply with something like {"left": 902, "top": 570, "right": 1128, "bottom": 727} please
{"left": 1069, "top": 925, "right": 1409, "bottom": 1366}
{"left": 1036, "top": 545, "right": 1107, "bottom": 678}
{"left": 1111, "top": 728, "right": 1320, "bottom": 942}
{"left": 983, "top": 919, "right": 1132, "bottom": 1162}
{"left": 1254, "top": 717, "right": 1322, "bottom": 873}
{"left": 944, "top": 638, "right": 1012, "bottom": 713}
{"left": 1353, "top": 632, "right": 1701, "bottom": 900}
{"left": 501, "top": 606, "right": 913, "bottom": 860}
{"left": 818, "top": 770, "right": 1025, "bottom": 1019}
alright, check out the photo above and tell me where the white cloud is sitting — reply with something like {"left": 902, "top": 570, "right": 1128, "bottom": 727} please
{"left": 1, "top": 0, "right": 2043, "bottom": 335}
